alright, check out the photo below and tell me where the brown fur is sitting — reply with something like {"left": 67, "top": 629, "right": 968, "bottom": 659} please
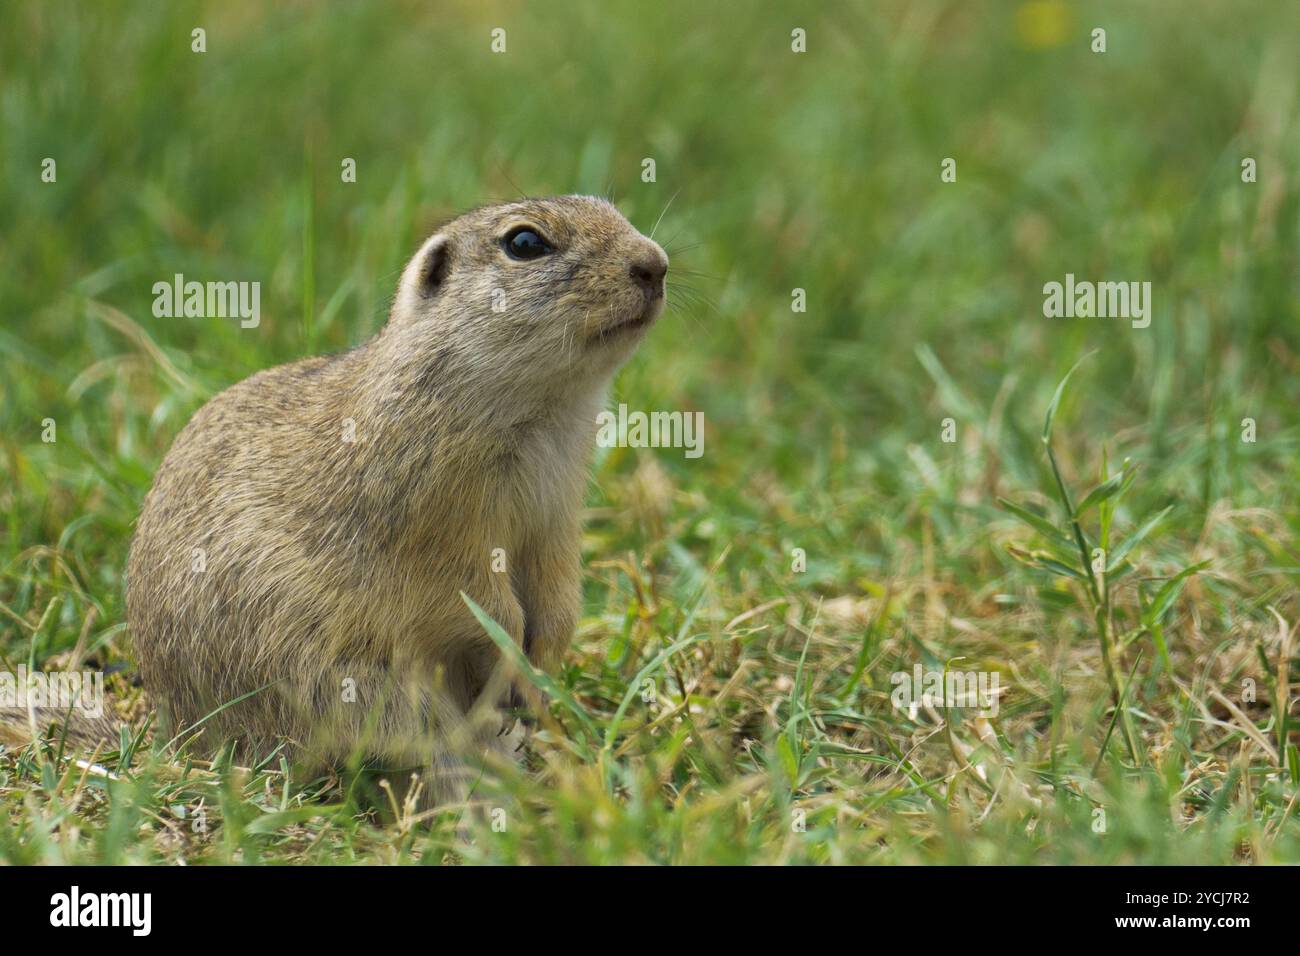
{"left": 14, "top": 197, "right": 665, "bottom": 805}
{"left": 0, "top": 709, "right": 123, "bottom": 752}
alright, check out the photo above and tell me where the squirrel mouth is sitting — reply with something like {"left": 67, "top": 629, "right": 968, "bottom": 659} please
{"left": 590, "top": 306, "right": 658, "bottom": 344}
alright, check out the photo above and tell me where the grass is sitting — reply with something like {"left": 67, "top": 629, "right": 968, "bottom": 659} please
{"left": 1, "top": 0, "right": 1299, "bottom": 864}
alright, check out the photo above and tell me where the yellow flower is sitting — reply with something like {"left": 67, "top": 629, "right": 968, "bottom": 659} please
{"left": 1015, "top": 0, "right": 1072, "bottom": 49}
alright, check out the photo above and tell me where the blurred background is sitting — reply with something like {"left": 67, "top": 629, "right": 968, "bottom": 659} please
{"left": 4, "top": 0, "right": 1297, "bottom": 569}
{"left": 1, "top": 0, "right": 1298, "bottom": 863}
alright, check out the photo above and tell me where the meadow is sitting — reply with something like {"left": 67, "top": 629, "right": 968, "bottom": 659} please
{"left": 1, "top": 0, "right": 1298, "bottom": 864}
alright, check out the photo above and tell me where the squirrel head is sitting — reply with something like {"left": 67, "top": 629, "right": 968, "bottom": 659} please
{"left": 387, "top": 195, "right": 668, "bottom": 395}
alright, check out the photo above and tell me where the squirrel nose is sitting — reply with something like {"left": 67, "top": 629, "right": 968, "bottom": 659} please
{"left": 629, "top": 249, "right": 668, "bottom": 298}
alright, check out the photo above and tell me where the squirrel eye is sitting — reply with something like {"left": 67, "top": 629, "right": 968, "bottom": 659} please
{"left": 503, "top": 227, "right": 552, "bottom": 261}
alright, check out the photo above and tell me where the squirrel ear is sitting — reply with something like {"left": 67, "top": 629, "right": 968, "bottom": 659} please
{"left": 418, "top": 236, "right": 451, "bottom": 296}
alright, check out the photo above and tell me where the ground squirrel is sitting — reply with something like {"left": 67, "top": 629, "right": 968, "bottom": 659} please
{"left": 10, "top": 196, "right": 668, "bottom": 806}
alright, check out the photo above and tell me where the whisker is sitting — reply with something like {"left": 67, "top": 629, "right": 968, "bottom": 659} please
{"left": 498, "top": 166, "right": 530, "bottom": 202}
{"left": 662, "top": 240, "right": 706, "bottom": 257}
{"left": 649, "top": 189, "right": 681, "bottom": 241}
{"left": 659, "top": 221, "right": 693, "bottom": 253}
{"left": 665, "top": 267, "right": 720, "bottom": 281}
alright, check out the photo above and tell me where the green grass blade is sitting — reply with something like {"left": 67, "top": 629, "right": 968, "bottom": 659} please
{"left": 1041, "top": 351, "right": 1096, "bottom": 445}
